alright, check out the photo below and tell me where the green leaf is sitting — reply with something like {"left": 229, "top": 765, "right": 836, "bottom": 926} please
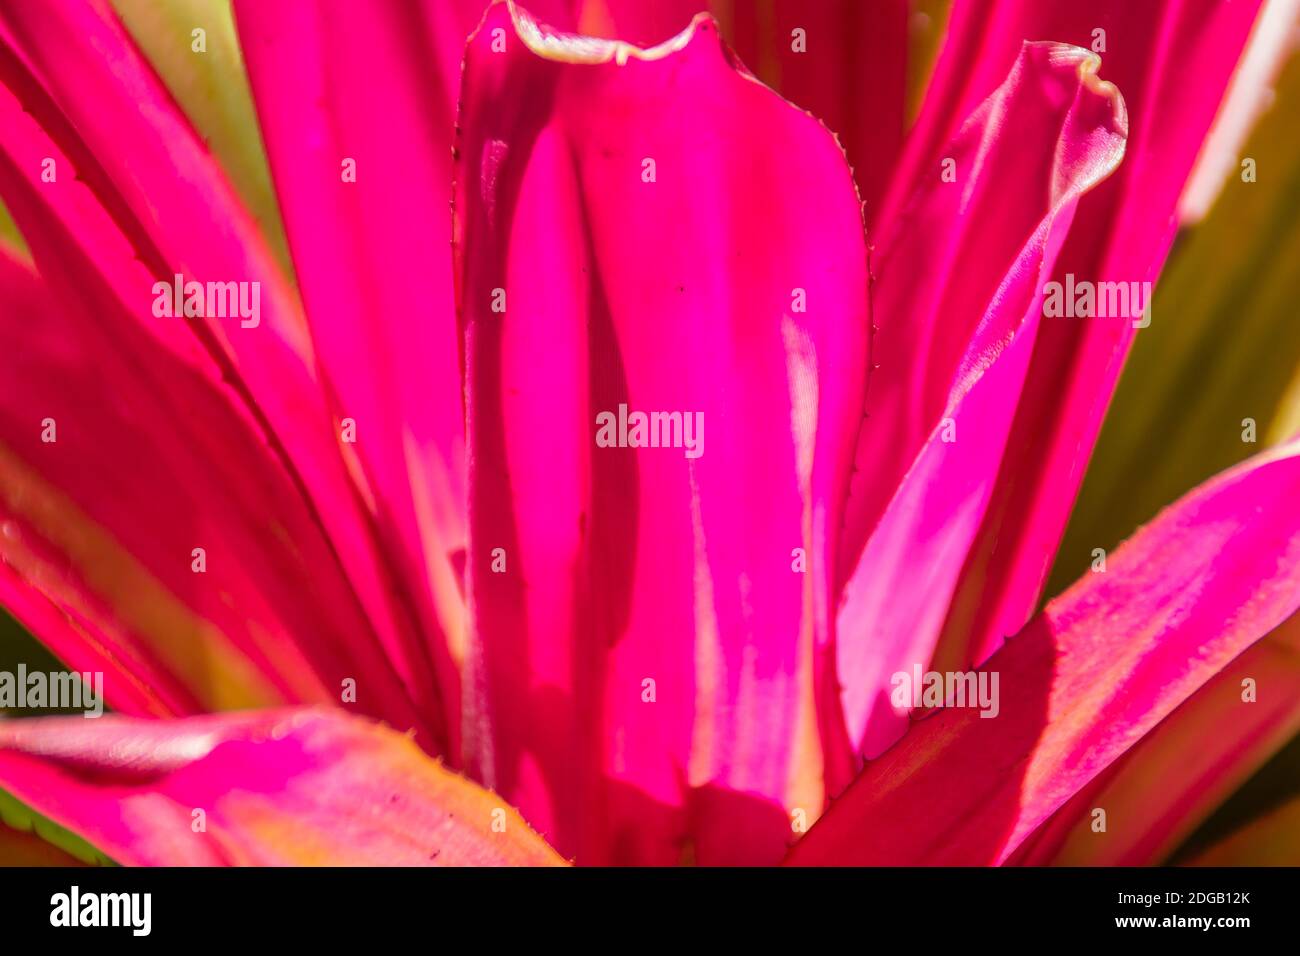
{"left": 0, "top": 204, "right": 25, "bottom": 255}
{"left": 0, "top": 788, "right": 116, "bottom": 866}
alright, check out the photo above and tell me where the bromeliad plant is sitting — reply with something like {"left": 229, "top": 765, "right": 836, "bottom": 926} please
{"left": 0, "top": 0, "right": 1296, "bottom": 866}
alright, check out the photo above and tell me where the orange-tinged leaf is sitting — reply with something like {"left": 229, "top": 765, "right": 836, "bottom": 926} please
{"left": 1010, "top": 616, "right": 1300, "bottom": 864}
{"left": 788, "top": 441, "right": 1300, "bottom": 865}
{"left": 0, "top": 708, "right": 567, "bottom": 866}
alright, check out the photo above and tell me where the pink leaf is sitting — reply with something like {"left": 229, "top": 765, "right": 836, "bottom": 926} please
{"left": 232, "top": 0, "right": 487, "bottom": 749}
{"left": 836, "top": 42, "right": 1127, "bottom": 756}
{"left": 922, "top": 0, "right": 1265, "bottom": 670}
{"left": 457, "top": 4, "right": 869, "bottom": 863}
